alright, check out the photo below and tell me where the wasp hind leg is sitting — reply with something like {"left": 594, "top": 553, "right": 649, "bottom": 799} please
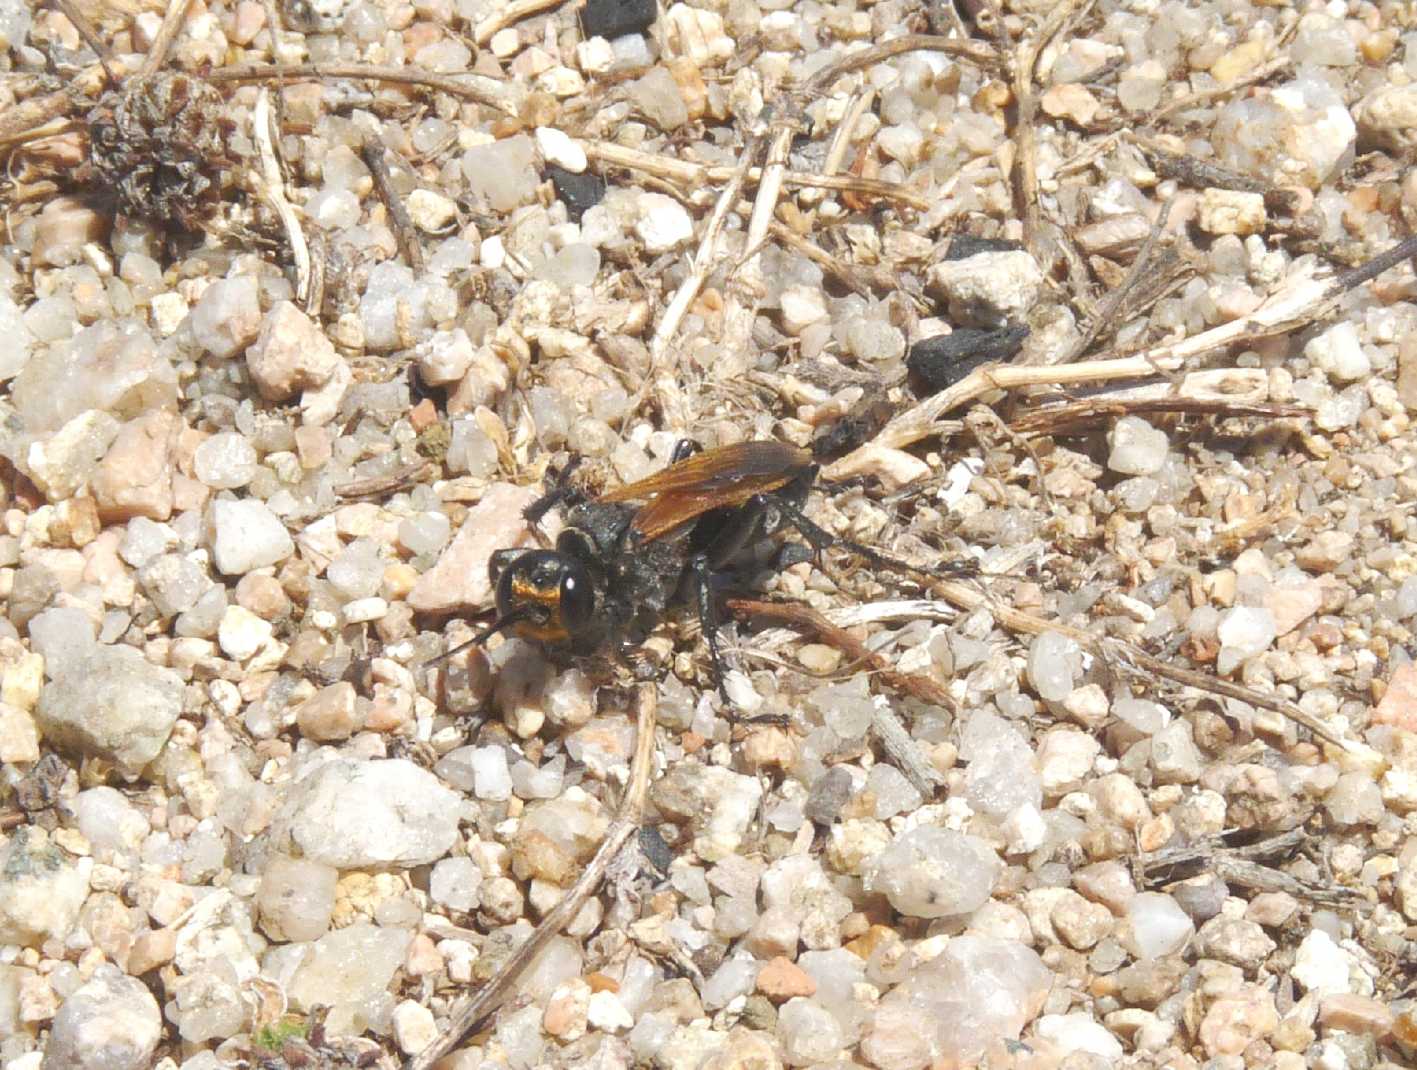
{"left": 689, "top": 554, "right": 733, "bottom": 702}
{"left": 774, "top": 497, "right": 976, "bottom": 584}
{"left": 670, "top": 438, "right": 704, "bottom": 464}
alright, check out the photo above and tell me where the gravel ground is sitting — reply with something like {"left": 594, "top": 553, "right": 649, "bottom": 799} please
{"left": 3, "top": 0, "right": 1417, "bottom": 1068}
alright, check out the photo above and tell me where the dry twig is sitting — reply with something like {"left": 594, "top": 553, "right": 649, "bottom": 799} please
{"left": 138, "top": 0, "right": 197, "bottom": 78}
{"left": 824, "top": 234, "right": 1417, "bottom": 482}
{"left": 207, "top": 62, "right": 522, "bottom": 116}
{"left": 333, "top": 461, "right": 435, "bottom": 500}
{"left": 728, "top": 599, "right": 950, "bottom": 797}
{"left": 53, "top": 0, "right": 118, "bottom": 84}
{"left": 362, "top": 140, "right": 425, "bottom": 273}
{"left": 1010, "top": 0, "right": 1092, "bottom": 257}
{"left": 473, "top": 0, "right": 561, "bottom": 45}
{"left": 251, "top": 89, "right": 312, "bottom": 305}
{"left": 1140, "top": 829, "right": 1364, "bottom": 907}
{"left": 407, "top": 684, "right": 658, "bottom": 1070}
{"left": 583, "top": 141, "right": 930, "bottom": 210}
{"left": 728, "top": 599, "right": 955, "bottom": 712}
{"left": 1009, "top": 396, "right": 1310, "bottom": 437}
{"left": 647, "top": 134, "right": 762, "bottom": 430}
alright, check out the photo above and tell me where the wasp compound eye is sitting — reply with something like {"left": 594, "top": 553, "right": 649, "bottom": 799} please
{"left": 558, "top": 565, "right": 596, "bottom": 635}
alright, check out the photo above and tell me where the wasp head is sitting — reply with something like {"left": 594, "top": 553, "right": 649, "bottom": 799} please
{"left": 490, "top": 547, "right": 597, "bottom": 646}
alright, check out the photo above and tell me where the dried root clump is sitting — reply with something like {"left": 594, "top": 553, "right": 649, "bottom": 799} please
{"left": 87, "top": 72, "right": 235, "bottom": 232}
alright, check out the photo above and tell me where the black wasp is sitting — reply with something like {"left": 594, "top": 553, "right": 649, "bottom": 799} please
{"left": 439, "top": 439, "right": 972, "bottom": 690}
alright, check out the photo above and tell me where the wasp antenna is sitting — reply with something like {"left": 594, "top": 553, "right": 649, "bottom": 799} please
{"left": 424, "top": 610, "right": 526, "bottom": 668}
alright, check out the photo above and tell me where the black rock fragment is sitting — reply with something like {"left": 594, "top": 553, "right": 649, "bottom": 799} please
{"left": 580, "top": 0, "right": 657, "bottom": 39}
{"left": 907, "top": 322, "right": 1030, "bottom": 394}
{"left": 547, "top": 165, "right": 606, "bottom": 222}
{"left": 944, "top": 234, "right": 1024, "bottom": 261}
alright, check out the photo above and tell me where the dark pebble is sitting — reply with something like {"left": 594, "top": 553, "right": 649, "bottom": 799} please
{"left": 906, "top": 322, "right": 1029, "bottom": 394}
{"left": 580, "top": 0, "right": 657, "bottom": 40}
{"left": 548, "top": 165, "right": 606, "bottom": 222}
{"left": 804, "top": 766, "right": 856, "bottom": 826}
{"left": 945, "top": 234, "right": 1024, "bottom": 260}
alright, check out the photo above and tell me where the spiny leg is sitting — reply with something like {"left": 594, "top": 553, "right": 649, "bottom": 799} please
{"left": 524, "top": 456, "right": 585, "bottom": 527}
{"left": 670, "top": 438, "right": 704, "bottom": 463}
{"left": 690, "top": 553, "right": 732, "bottom": 701}
{"left": 774, "top": 497, "right": 976, "bottom": 584}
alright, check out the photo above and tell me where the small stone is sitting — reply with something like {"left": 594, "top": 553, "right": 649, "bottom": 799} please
{"left": 1324, "top": 771, "right": 1384, "bottom": 827}
{"left": 514, "top": 794, "right": 609, "bottom": 884}
{"left": 0, "top": 702, "right": 40, "bottom": 763}
{"left": 1035, "top": 1013, "right": 1124, "bottom": 1061}
{"left": 779, "top": 285, "right": 827, "bottom": 335}
{"left": 1293, "top": 929, "right": 1361, "bottom": 997}
{"left": 193, "top": 431, "right": 258, "bottom": 489}
{"left": 1266, "top": 573, "right": 1324, "bottom": 636}
{"left": 1297, "top": 530, "right": 1354, "bottom": 573}
{"left": 1050, "top": 890, "right": 1114, "bottom": 950}
{"left": 1108, "top": 415, "right": 1169, "bottom": 475}
{"left": 1062, "top": 683, "right": 1109, "bottom": 728}
{"left": 408, "top": 484, "right": 538, "bottom": 613}
{"left": 756, "top": 956, "right": 817, "bottom": 1001}
{"left": 1373, "top": 662, "right": 1417, "bottom": 732}
{"left": 1246, "top": 891, "right": 1299, "bottom": 929}
{"left": 1196, "top": 916, "right": 1277, "bottom": 968}
{"left": 286, "top": 922, "right": 412, "bottom": 1014}
{"left": 778, "top": 997, "right": 845, "bottom": 1065}
{"left": 579, "top": 0, "right": 657, "bottom": 39}
{"left": 295, "top": 682, "right": 363, "bottom": 741}
{"left": 629, "top": 66, "right": 688, "bottom": 130}
{"left": 406, "top": 189, "right": 459, "bottom": 232}
{"left": 32, "top": 197, "right": 109, "bottom": 268}
{"left": 634, "top": 192, "right": 694, "bottom": 253}
{"left": 1151, "top": 719, "right": 1204, "bottom": 784}
{"left": 270, "top": 758, "right": 461, "bottom": 868}
{"left": 1216, "top": 605, "right": 1277, "bottom": 672}
{"left": 1199, "top": 985, "right": 1279, "bottom": 1057}
{"left": 1027, "top": 631, "right": 1082, "bottom": 703}
{"left": 23, "top": 409, "right": 121, "bottom": 502}
{"left": 1214, "top": 74, "right": 1355, "bottom": 190}
{"left": 652, "top": 764, "right": 764, "bottom": 861}
{"left": 235, "top": 573, "right": 289, "bottom": 619}
{"left": 256, "top": 855, "right": 337, "bottom": 941}
{"left": 863, "top": 827, "right": 1001, "bottom": 919}
{"left": 393, "top": 999, "right": 437, "bottom": 1055}
{"left": 1037, "top": 729, "right": 1100, "bottom": 797}
{"left": 41, "top": 966, "right": 161, "bottom": 1070}
{"left": 91, "top": 411, "right": 177, "bottom": 521}
{"left": 1122, "top": 892, "right": 1194, "bottom": 959}
{"left": 1306, "top": 322, "right": 1371, "bottom": 384}
{"left": 208, "top": 498, "right": 295, "bottom": 575}
{"left": 587, "top": 990, "right": 634, "bottom": 1032}
{"left": 415, "top": 328, "right": 475, "bottom": 386}
{"left": 1355, "top": 83, "right": 1417, "bottom": 152}
{"left": 861, "top": 936, "right": 1051, "bottom": 1068}
{"left": 928, "top": 250, "right": 1044, "bottom": 327}
{"left": 1196, "top": 189, "right": 1267, "bottom": 236}
{"left": 128, "top": 927, "right": 177, "bottom": 975}
{"left": 534, "top": 126, "right": 586, "bottom": 172}
{"left": 429, "top": 856, "right": 482, "bottom": 913}
{"left": 35, "top": 645, "right": 183, "bottom": 778}
{"left": 190, "top": 276, "right": 261, "bottom": 358}
{"left": 1317, "top": 993, "right": 1394, "bottom": 1038}
{"left": 246, "top": 301, "right": 341, "bottom": 402}
{"left": 1040, "top": 83, "right": 1101, "bottom": 125}
{"left": 217, "top": 605, "right": 273, "bottom": 661}
{"left": 0, "top": 829, "right": 90, "bottom": 946}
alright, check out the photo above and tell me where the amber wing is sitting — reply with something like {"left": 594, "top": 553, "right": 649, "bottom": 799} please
{"left": 599, "top": 441, "right": 813, "bottom": 542}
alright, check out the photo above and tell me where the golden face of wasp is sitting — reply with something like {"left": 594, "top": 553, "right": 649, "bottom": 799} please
{"left": 492, "top": 549, "right": 597, "bottom": 646}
